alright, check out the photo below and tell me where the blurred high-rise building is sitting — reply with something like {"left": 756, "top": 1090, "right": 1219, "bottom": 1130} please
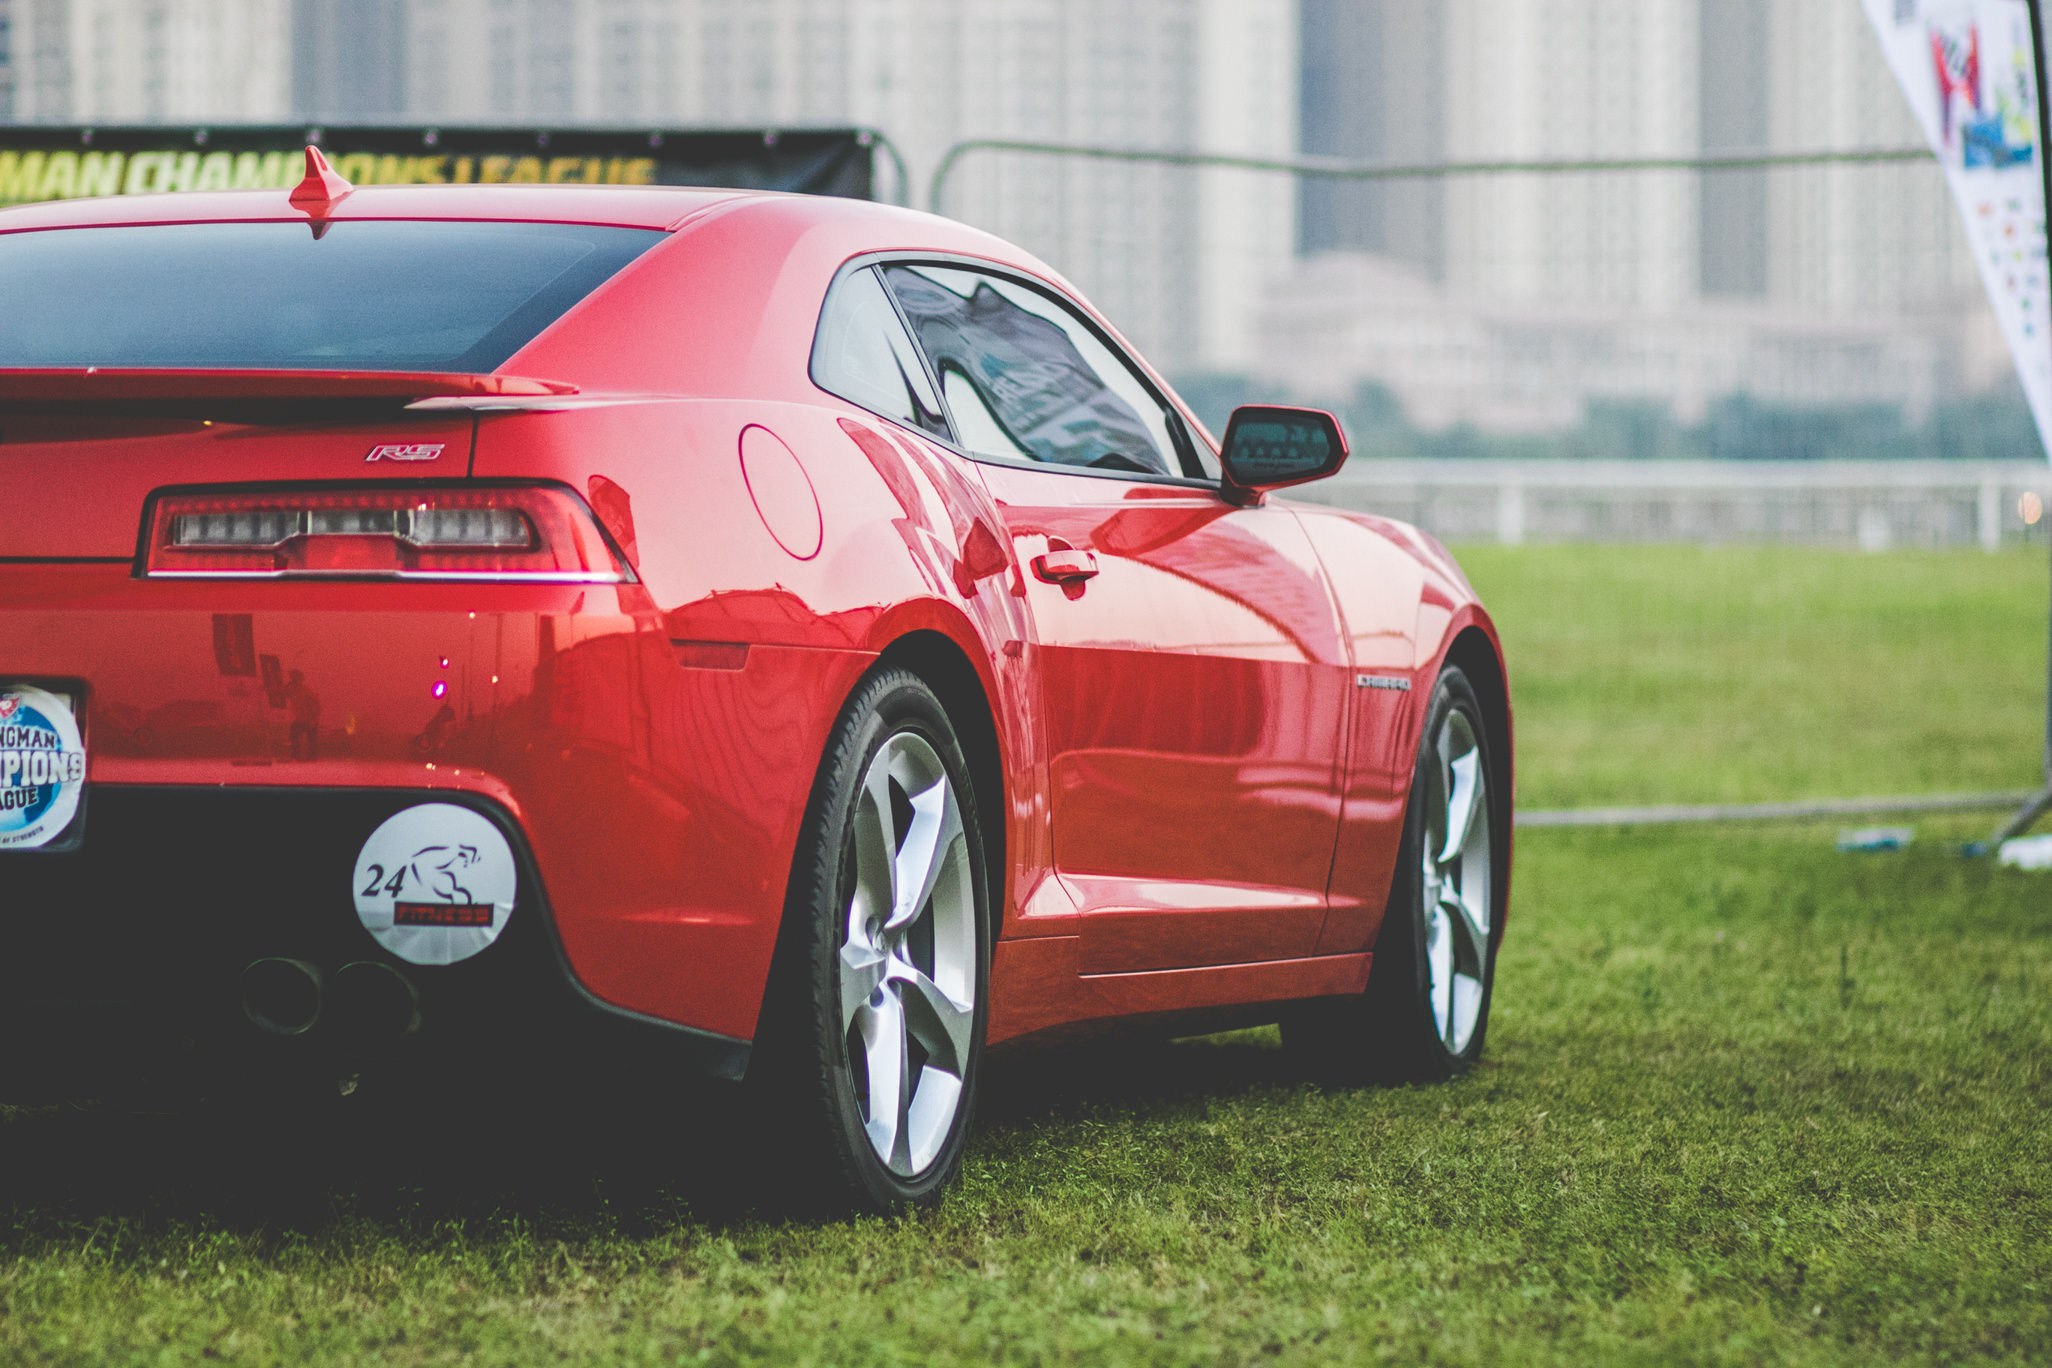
{"left": 1700, "top": 0, "right": 1771, "bottom": 298}
{"left": 389, "top": 0, "right": 1298, "bottom": 375}
{"left": 295, "top": 0, "right": 406, "bottom": 119}
{"left": 0, "top": 0, "right": 2012, "bottom": 436}
{"left": 1296, "top": 0, "right": 1972, "bottom": 311}
{"left": 0, "top": 0, "right": 1294, "bottom": 376}
{"left": 1297, "top": 0, "right": 1444, "bottom": 278}
{"left": 0, "top": 0, "right": 291, "bottom": 124}
{"left": 1280, "top": 0, "right": 2000, "bottom": 438}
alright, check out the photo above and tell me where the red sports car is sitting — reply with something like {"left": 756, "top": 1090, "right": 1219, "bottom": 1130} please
{"left": 0, "top": 150, "right": 1510, "bottom": 1211}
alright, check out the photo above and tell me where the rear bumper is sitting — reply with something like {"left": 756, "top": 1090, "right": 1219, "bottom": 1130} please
{"left": 0, "top": 564, "right": 878, "bottom": 1086}
{"left": 0, "top": 784, "right": 750, "bottom": 1096}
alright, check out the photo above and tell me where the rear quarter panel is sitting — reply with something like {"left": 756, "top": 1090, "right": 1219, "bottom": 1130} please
{"left": 469, "top": 398, "right": 1035, "bottom": 1030}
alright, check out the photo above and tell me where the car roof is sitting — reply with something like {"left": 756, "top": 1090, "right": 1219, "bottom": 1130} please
{"left": 0, "top": 182, "right": 1171, "bottom": 426}
{"left": 0, "top": 181, "right": 1075, "bottom": 308}
{"left": 481, "top": 188, "right": 1094, "bottom": 400}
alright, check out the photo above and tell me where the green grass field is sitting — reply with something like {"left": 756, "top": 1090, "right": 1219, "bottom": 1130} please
{"left": 2, "top": 546, "right": 2048, "bottom": 1365}
{"left": 1456, "top": 544, "right": 2051, "bottom": 808}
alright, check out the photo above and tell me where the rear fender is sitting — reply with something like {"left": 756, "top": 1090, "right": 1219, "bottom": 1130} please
{"left": 471, "top": 399, "right": 1023, "bottom": 650}
{"left": 471, "top": 398, "right": 1038, "bottom": 1033}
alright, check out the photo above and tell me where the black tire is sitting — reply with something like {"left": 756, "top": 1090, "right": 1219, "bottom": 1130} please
{"left": 750, "top": 667, "right": 990, "bottom": 1214}
{"left": 1285, "top": 664, "right": 1504, "bottom": 1083}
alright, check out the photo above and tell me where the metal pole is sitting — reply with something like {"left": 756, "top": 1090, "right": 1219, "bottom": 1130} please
{"left": 861, "top": 129, "right": 913, "bottom": 208}
{"left": 1986, "top": 533, "right": 2052, "bottom": 845}
{"left": 925, "top": 139, "right": 1935, "bottom": 218}
{"left": 1976, "top": 0, "right": 2052, "bottom": 852}
{"left": 2041, "top": 0, "right": 2052, "bottom": 798}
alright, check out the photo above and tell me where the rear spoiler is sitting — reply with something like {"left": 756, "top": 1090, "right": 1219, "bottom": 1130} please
{"left": 0, "top": 368, "right": 579, "bottom": 406}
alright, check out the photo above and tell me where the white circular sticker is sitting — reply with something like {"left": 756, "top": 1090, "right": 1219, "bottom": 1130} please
{"left": 0, "top": 685, "right": 86, "bottom": 851}
{"left": 352, "top": 803, "right": 517, "bottom": 966}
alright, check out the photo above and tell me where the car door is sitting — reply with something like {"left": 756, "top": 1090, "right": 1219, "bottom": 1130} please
{"left": 879, "top": 262, "right": 1351, "bottom": 974}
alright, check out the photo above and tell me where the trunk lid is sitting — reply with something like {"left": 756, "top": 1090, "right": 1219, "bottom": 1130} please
{"left": 0, "top": 370, "right": 571, "bottom": 559}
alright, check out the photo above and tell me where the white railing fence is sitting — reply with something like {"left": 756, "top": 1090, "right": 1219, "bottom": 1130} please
{"left": 1290, "top": 460, "right": 2052, "bottom": 549}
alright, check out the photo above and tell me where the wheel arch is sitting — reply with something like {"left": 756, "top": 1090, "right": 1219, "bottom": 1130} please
{"left": 873, "top": 629, "right": 1007, "bottom": 946}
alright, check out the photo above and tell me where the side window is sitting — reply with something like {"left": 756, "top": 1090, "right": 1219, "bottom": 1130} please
{"left": 881, "top": 263, "right": 1190, "bottom": 478}
{"left": 809, "top": 266, "right": 950, "bottom": 440}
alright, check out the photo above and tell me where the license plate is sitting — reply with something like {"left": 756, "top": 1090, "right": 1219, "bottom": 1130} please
{"left": 0, "top": 682, "right": 87, "bottom": 853}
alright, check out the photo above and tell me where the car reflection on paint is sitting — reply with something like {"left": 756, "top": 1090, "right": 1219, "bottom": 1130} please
{"left": 0, "top": 148, "right": 1513, "bottom": 1214}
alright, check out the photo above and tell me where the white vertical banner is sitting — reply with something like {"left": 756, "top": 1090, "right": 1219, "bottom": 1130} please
{"left": 1865, "top": 0, "right": 2052, "bottom": 462}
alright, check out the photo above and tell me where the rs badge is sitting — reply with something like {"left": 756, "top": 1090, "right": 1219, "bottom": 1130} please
{"left": 365, "top": 443, "right": 445, "bottom": 462}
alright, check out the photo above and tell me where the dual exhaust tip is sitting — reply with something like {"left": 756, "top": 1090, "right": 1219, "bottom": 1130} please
{"left": 241, "top": 958, "right": 420, "bottom": 1045}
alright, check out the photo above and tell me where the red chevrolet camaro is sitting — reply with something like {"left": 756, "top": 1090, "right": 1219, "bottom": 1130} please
{"left": 0, "top": 150, "right": 1510, "bottom": 1211}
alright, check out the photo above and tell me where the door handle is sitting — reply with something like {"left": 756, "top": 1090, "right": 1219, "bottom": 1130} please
{"left": 1032, "top": 547, "right": 1099, "bottom": 584}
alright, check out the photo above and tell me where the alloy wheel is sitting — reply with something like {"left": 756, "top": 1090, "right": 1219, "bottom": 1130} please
{"left": 1420, "top": 708, "right": 1493, "bottom": 1055}
{"left": 838, "top": 730, "right": 978, "bottom": 1176}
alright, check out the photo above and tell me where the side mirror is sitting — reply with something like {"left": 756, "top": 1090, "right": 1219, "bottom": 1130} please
{"left": 1218, "top": 405, "right": 1349, "bottom": 502}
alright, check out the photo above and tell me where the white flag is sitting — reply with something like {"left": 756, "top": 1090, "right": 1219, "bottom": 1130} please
{"left": 1865, "top": 0, "right": 2052, "bottom": 462}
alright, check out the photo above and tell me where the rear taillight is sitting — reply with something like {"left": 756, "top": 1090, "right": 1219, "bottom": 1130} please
{"left": 142, "top": 484, "right": 630, "bottom": 581}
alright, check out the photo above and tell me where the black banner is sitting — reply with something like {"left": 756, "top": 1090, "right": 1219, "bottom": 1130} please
{"left": 0, "top": 126, "right": 877, "bottom": 207}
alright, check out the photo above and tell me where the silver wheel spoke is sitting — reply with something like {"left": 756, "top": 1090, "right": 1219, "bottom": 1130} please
{"left": 902, "top": 1070, "right": 962, "bottom": 1174}
{"left": 1449, "top": 973, "right": 1484, "bottom": 1048}
{"left": 849, "top": 761, "right": 899, "bottom": 946}
{"left": 1439, "top": 881, "right": 1490, "bottom": 974}
{"left": 839, "top": 937, "right": 887, "bottom": 1033}
{"left": 854, "top": 988, "right": 912, "bottom": 1172}
{"left": 1437, "top": 748, "right": 1481, "bottom": 866}
{"left": 887, "top": 769, "right": 963, "bottom": 934}
{"left": 1426, "top": 904, "right": 1454, "bottom": 1038}
{"left": 889, "top": 957, "right": 974, "bottom": 1073}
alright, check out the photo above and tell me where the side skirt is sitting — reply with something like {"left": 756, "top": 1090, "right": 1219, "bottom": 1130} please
{"left": 987, "top": 937, "right": 1370, "bottom": 1048}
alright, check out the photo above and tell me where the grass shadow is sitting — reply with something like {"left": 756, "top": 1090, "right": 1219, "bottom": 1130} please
{"left": 977, "top": 1025, "right": 1316, "bottom": 1128}
{"left": 0, "top": 1027, "right": 1325, "bottom": 1239}
{"left": 0, "top": 1060, "right": 776, "bottom": 1239}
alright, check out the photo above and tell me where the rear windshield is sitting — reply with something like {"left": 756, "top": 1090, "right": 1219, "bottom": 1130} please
{"left": 0, "top": 220, "right": 664, "bottom": 371}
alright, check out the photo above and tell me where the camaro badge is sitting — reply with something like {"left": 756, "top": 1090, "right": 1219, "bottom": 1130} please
{"left": 1357, "top": 674, "right": 1412, "bottom": 691}
{"left": 365, "top": 443, "right": 445, "bottom": 462}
